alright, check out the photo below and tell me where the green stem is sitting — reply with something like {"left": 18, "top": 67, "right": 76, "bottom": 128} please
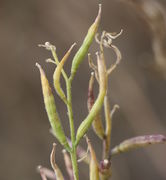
{"left": 71, "top": 147, "right": 79, "bottom": 180}
{"left": 66, "top": 79, "right": 79, "bottom": 180}
{"left": 66, "top": 80, "right": 75, "bottom": 143}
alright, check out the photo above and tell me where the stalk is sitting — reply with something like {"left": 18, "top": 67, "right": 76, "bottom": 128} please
{"left": 66, "top": 78, "right": 79, "bottom": 180}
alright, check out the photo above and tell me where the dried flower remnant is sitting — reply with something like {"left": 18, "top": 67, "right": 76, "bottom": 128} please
{"left": 95, "top": 29, "right": 123, "bottom": 75}
{"left": 50, "top": 143, "right": 65, "bottom": 180}
{"left": 111, "top": 134, "right": 166, "bottom": 156}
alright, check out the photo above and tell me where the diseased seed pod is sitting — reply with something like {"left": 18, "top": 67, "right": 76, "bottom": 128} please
{"left": 75, "top": 52, "right": 107, "bottom": 146}
{"left": 70, "top": 4, "right": 101, "bottom": 81}
{"left": 50, "top": 143, "right": 64, "bottom": 180}
{"left": 53, "top": 43, "right": 76, "bottom": 104}
{"left": 111, "top": 134, "right": 166, "bottom": 156}
{"left": 36, "top": 63, "right": 70, "bottom": 151}
{"left": 87, "top": 72, "right": 105, "bottom": 139}
{"left": 86, "top": 137, "right": 99, "bottom": 180}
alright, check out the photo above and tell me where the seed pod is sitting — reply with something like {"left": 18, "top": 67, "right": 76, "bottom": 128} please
{"left": 76, "top": 52, "right": 107, "bottom": 146}
{"left": 86, "top": 137, "right": 99, "bottom": 180}
{"left": 36, "top": 63, "right": 70, "bottom": 151}
{"left": 70, "top": 4, "right": 101, "bottom": 81}
{"left": 50, "top": 143, "right": 64, "bottom": 180}
{"left": 111, "top": 134, "right": 166, "bottom": 156}
{"left": 62, "top": 149, "right": 74, "bottom": 180}
{"left": 87, "top": 72, "right": 105, "bottom": 139}
{"left": 53, "top": 43, "right": 76, "bottom": 104}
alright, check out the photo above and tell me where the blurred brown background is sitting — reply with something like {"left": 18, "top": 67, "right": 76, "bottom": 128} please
{"left": 0, "top": 0, "right": 166, "bottom": 180}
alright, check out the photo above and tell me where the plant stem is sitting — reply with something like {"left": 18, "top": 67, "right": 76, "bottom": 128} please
{"left": 66, "top": 79, "right": 79, "bottom": 180}
{"left": 71, "top": 147, "right": 79, "bottom": 180}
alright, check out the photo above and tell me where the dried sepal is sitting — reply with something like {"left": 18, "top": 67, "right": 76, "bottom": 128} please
{"left": 87, "top": 72, "right": 105, "bottom": 139}
{"left": 53, "top": 43, "right": 76, "bottom": 104}
{"left": 62, "top": 149, "right": 74, "bottom": 180}
{"left": 36, "top": 63, "right": 70, "bottom": 152}
{"left": 37, "top": 166, "right": 56, "bottom": 180}
{"left": 75, "top": 51, "right": 107, "bottom": 146}
{"left": 50, "top": 143, "right": 64, "bottom": 180}
{"left": 111, "top": 134, "right": 166, "bottom": 156}
{"left": 70, "top": 4, "right": 101, "bottom": 81}
{"left": 86, "top": 136, "right": 99, "bottom": 180}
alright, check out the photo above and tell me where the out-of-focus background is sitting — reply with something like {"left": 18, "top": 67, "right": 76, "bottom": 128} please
{"left": 0, "top": 0, "right": 166, "bottom": 179}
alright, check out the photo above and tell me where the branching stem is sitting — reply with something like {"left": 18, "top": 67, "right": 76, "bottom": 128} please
{"left": 66, "top": 79, "right": 79, "bottom": 180}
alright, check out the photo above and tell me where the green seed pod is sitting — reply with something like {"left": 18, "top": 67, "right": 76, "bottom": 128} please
{"left": 70, "top": 4, "right": 101, "bottom": 81}
{"left": 50, "top": 143, "right": 64, "bottom": 180}
{"left": 111, "top": 134, "right": 166, "bottom": 156}
{"left": 86, "top": 137, "right": 99, "bottom": 180}
{"left": 36, "top": 63, "right": 70, "bottom": 151}
{"left": 75, "top": 52, "right": 107, "bottom": 146}
{"left": 87, "top": 72, "right": 105, "bottom": 139}
{"left": 53, "top": 43, "right": 76, "bottom": 104}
